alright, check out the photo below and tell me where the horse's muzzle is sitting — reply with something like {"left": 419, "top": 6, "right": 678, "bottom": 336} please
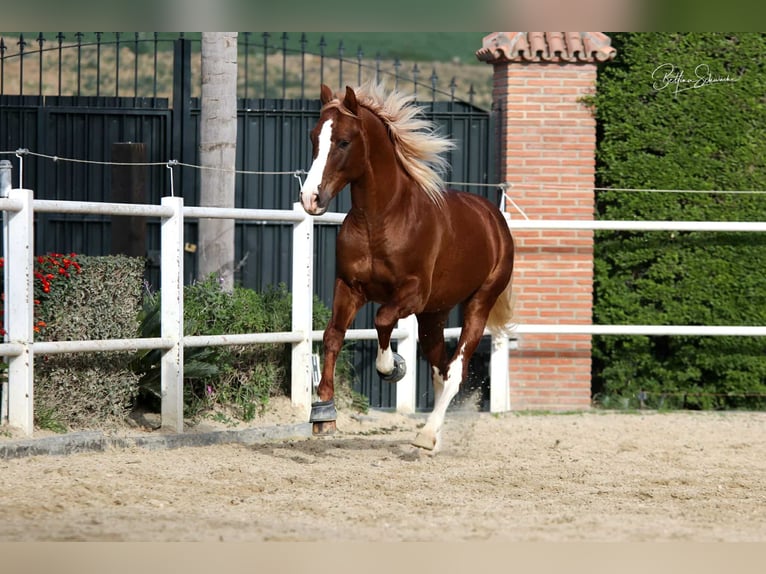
{"left": 301, "top": 189, "right": 329, "bottom": 216}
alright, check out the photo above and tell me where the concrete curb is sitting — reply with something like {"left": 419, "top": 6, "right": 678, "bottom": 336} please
{"left": 0, "top": 423, "right": 314, "bottom": 460}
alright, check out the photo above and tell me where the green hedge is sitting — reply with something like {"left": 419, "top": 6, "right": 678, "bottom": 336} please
{"left": 34, "top": 255, "right": 146, "bottom": 430}
{"left": 591, "top": 33, "right": 766, "bottom": 409}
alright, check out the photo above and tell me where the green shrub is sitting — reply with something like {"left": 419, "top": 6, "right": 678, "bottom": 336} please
{"left": 133, "top": 276, "right": 354, "bottom": 421}
{"left": 591, "top": 33, "right": 766, "bottom": 410}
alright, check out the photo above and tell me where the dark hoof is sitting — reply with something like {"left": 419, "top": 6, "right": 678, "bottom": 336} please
{"left": 310, "top": 399, "right": 337, "bottom": 423}
{"left": 377, "top": 352, "right": 406, "bottom": 384}
{"left": 312, "top": 420, "right": 337, "bottom": 436}
{"left": 311, "top": 421, "right": 337, "bottom": 436}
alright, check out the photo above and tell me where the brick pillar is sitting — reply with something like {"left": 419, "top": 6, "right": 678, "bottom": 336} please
{"left": 477, "top": 32, "right": 615, "bottom": 411}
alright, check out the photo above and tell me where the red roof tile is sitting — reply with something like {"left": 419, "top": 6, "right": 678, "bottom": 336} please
{"left": 476, "top": 32, "right": 616, "bottom": 64}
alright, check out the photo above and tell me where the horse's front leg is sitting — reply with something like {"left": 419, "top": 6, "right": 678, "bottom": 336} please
{"left": 374, "top": 278, "right": 425, "bottom": 384}
{"left": 311, "top": 278, "right": 365, "bottom": 434}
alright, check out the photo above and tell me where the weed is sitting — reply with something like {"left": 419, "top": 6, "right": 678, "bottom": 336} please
{"left": 35, "top": 407, "right": 68, "bottom": 434}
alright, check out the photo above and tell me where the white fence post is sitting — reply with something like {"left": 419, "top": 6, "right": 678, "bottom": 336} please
{"left": 7, "top": 188, "right": 35, "bottom": 435}
{"left": 395, "top": 314, "right": 418, "bottom": 413}
{"left": 291, "top": 203, "right": 314, "bottom": 418}
{"left": 1, "top": 160, "right": 11, "bottom": 425}
{"left": 490, "top": 334, "right": 511, "bottom": 413}
{"left": 160, "top": 196, "right": 184, "bottom": 432}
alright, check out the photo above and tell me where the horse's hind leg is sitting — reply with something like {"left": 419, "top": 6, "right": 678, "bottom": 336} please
{"left": 414, "top": 311, "right": 450, "bottom": 448}
{"left": 412, "top": 297, "right": 495, "bottom": 451}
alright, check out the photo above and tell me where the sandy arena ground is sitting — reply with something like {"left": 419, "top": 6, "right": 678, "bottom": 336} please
{"left": 1, "top": 399, "right": 765, "bottom": 542}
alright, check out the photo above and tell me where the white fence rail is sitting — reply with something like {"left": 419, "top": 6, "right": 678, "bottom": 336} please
{"left": 3, "top": 168, "right": 766, "bottom": 435}
{"left": 0, "top": 181, "right": 509, "bottom": 436}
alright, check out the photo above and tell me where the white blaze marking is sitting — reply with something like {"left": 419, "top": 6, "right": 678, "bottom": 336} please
{"left": 376, "top": 345, "right": 394, "bottom": 374}
{"left": 301, "top": 119, "right": 333, "bottom": 211}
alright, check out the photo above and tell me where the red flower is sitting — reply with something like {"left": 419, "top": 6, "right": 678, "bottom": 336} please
{"left": 2, "top": 252, "right": 81, "bottom": 336}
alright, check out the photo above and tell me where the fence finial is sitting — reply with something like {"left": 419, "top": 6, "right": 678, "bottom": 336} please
{"left": 166, "top": 160, "right": 178, "bottom": 197}
{"left": 14, "top": 149, "right": 27, "bottom": 189}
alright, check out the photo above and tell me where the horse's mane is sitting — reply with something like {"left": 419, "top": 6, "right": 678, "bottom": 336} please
{"left": 329, "top": 82, "right": 455, "bottom": 206}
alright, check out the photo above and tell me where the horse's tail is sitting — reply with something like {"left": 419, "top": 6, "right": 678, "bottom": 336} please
{"left": 486, "top": 275, "right": 516, "bottom": 337}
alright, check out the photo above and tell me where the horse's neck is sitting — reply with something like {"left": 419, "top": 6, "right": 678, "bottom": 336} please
{"left": 351, "top": 117, "right": 417, "bottom": 217}
{"left": 350, "top": 168, "right": 406, "bottom": 215}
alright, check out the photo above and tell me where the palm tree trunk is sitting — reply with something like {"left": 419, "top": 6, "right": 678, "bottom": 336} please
{"left": 198, "top": 32, "right": 238, "bottom": 291}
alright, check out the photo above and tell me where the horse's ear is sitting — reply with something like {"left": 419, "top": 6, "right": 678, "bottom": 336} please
{"left": 320, "top": 84, "right": 333, "bottom": 105}
{"left": 343, "top": 86, "right": 358, "bottom": 115}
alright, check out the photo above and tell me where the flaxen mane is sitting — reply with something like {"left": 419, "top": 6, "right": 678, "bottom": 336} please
{"left": 327, "top": 82, "right": 455, "bottom": 205}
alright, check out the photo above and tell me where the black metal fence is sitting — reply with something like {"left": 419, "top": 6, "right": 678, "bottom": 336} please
{"left": 0, "top": 33, "right": 497, "bottom": 410}
{"left": 0, "top": 32, "right": 487, "bottom": 104}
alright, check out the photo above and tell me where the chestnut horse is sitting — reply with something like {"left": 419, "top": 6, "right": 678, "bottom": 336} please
{"left": 300, "top": 83, "right": 514, "bottom": 451}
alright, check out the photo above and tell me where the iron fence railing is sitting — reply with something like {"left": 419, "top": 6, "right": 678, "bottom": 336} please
{"left": 0, "top": 33, "right": 487, "bottom": 106}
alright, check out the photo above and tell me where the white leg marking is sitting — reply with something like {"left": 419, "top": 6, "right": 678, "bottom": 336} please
{"left": 376, "top": 345, "right": 394, "bottom": 374}
{"left": 300, "top": 119, "right": 333, "bottom": 213}
{"left": 414, "top": 344, "right": 466, "bottom": 451}
{"left": 431, "top": 365, "right": 444, "bottom": 403}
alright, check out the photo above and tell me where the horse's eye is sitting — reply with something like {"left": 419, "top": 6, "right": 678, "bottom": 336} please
{"left": 337, "top": 139, "right": 350, "bottom": 150}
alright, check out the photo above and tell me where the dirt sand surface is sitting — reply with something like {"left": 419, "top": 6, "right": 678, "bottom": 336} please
{"left": 1, "top": 401, "right": 765, "bottom": 542}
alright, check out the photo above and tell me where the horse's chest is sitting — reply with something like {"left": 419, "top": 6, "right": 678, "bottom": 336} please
{"left": 338, "top": 242, "right": 397, "bottom": 283}
{"left": 337, "top": 227, "right": 409, "bottom": 294}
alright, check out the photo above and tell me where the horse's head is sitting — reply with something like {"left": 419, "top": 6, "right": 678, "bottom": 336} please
{"left": 300, "top": 84, "right": 366, "bottom": 215}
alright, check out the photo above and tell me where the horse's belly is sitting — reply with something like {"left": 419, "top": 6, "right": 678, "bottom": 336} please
{"left": 335, "top": 200, "right": 510, "bottom": 312}
{"left": 340, "top": 242, "right": 494, "bottom": 309}
{"left": 425, "top": 243, "right": 494, "bottom": 305}
{"left": 423, "top": 270, "right": 488, "bottom": 312}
